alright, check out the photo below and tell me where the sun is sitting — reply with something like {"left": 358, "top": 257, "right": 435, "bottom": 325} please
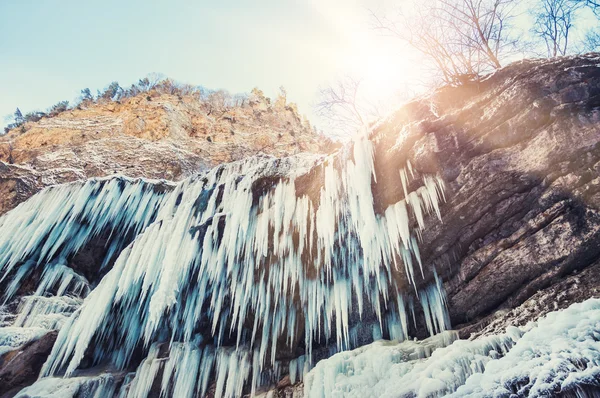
{"left": 344, "top": 37, "right": 425, "bottom": 105}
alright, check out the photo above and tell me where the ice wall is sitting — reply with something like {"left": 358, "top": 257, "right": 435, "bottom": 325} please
{"left": 0, "top": 177, "right": 173, "bottom": 395}
{"left": 0, "top": 136, "right": 450, "bottom": 397}
{"left": 0, "top": 176, "right": 172, "bottom": 302}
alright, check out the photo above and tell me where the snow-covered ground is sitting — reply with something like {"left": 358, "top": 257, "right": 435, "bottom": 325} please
{"left": 305, "top": 298, "right": 600, "bottom": 397}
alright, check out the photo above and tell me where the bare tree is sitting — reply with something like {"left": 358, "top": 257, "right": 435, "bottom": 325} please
{"left": 177, "top": 83, "right": 199, "bottom": 96}
{"left": 201, "top": 89, "right": 235, "bottom": 116}
{"left": 574, "top": 0, "right": 600, "bottom": 14}
{"left": 232, "top": 93, "right": 249, "bottom": 107}
{"left": 531, "top": 0, "right": 583, "bottom": 57}
{"left": 146, "top": 73, "right": 166, "bottom": 90}
{"left": 315, "top": 76, "right": 382, "bottom": 138}
{"left": 371, "top": 0, "right": 518, "bottom": 85}
{"left": 583, "top": 29, "right": 600, "bottom": 51}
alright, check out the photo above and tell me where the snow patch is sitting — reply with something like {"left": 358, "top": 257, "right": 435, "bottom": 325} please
{"left": 0, "top": 326, "right": 48, "bottom": 356}
{"left": 305, "top": 298, "right": 600, "bottom": 397}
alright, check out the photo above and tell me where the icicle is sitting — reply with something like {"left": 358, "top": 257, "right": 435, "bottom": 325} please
{"left": 126, "top": 343, "right": 164, "bottom": 398}
{"left": 33, "top": 263, "right": 90, "bottom": 298}
{"left": 0, "top": 177, "right": 171, "bottom": 282}
{"left": 12, "top": 296, "right": 81, "bottom": 330}
{"left": 419, "top": 270, "right": 451, "bottom": 336}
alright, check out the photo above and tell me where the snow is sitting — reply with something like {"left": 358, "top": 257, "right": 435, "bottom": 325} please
{"left": 0, "top": 326, "right": 47, "bottom": 356}
{"left": 451, "top": 298, "right": 600, "bottom": 397}
{"left": 14, "top": 374, "right": 117, "bottom": 398}
{"left": 1, "top": 136, "right": 450, "bottom": 397}
{"left": 304, "top": 298, "right": 600, "bottom": 398}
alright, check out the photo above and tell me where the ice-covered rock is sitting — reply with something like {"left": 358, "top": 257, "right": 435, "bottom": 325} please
{"left": 14, "top": 374, "right": 117, "bottom": 398}
{"left": 0, "top": 132, "right": 449, "bottom": 397}
{"left": 0, "top": 327, "right": 47, "bottom": 356}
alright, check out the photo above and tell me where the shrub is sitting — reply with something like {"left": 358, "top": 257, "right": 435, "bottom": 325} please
{"left": 47, "top": 101, "right": 69, "bottom": 117}
{"left": 24, "top": 111, "right": 46, "bottom": 123}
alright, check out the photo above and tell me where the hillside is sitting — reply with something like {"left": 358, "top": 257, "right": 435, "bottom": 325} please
{"left": 0, "top": 87, "right": 335, "bottom": 215}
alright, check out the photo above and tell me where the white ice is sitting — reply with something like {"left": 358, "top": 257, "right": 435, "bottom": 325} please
{"left": 0, "top": 326, "right": 47, "bottom": 356}
{"left": 305, "top": 298, "right": 600, "bottom": 398}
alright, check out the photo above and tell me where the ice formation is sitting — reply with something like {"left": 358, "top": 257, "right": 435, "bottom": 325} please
{"left": 15, "top": 374, "right": 118, "bottom": 398}
{"left": 304, "top": 299, "right": 600, "bottom": 398}
{"left": 0, "top": 136, "right": 451, "bottom": 397}
{"left": 0, "top": 326, "right": 48, "bottom": 356}
{"left": 0, "top": 176, "right": 171, "bottom": 301}
{"left": 0, "top": 177, "right": 173, "bottom": 393}
{"left": 12, "top": 296, "right": 82, "bottom": 330}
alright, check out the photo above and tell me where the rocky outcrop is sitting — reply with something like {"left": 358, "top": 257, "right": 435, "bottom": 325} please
{"left": 0, "top": 331, "right": 57, "bottom": 398}
{"left": 0, "top": 90, "right": 335, "bottom": 215}
{"left": 462, "top": 259, "right": 600, "bottom": 339}
{"left": 367, "top": 53, "right": 600, "bottom": 336}
{"left": 253, "top": 53, "right": 600, "bottom": 395}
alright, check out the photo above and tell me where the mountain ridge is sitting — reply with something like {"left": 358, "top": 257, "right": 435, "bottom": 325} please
{"left": 0, "top": 86, "right": 336, "bottom": 215}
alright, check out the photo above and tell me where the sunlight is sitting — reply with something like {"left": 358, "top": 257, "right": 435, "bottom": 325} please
{"left": 359, "top": 52, "right": 417, "bottom": 99}
{"left": 342, "top": 38, "right": 425, "bottom": 117}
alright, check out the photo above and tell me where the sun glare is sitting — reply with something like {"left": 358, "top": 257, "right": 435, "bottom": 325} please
{"left": 343, "top": 38, "right": 424, "bottom": 113}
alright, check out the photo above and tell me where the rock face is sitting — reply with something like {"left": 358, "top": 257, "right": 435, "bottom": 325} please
{"left": 367, "top": 53, "right": 600, "bottom": 335}
{"left": 258, "top": 53, "right": 600, "bottom": 396}
{"left": 0, "top": 331, "right": 57, "bottom": 397}
{"left": 0, "top": 89, "right": 335, "bottom": 215}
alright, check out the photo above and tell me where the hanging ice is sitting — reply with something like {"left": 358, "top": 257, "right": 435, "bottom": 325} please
{"left": 0, "top": 176, "right": 172, "bottom": 300}
{"left": 0, "top": 135, "right": 451, "bottom": 397}
{"left": 12, "top": 296, "right": 81, "bottom": 330}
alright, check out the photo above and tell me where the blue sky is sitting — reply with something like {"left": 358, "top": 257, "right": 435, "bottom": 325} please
{"left": 0, "top": 0, "right": 412, "bottom": 129}
{"left": 1, "top": 0, "right": 597, "bottom": 130}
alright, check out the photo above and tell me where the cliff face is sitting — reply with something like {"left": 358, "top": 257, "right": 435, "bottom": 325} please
{"left": 264, "top": 53, "right": 600, "bottom": 396}
{"left": 367, "top": 53, "right": 600, "bottom": 336}
{"left": 0, "top": 54, "right": 599, "bottom": 397}
{"left": 0, "top": 89, "right": 334, "bottom": 215}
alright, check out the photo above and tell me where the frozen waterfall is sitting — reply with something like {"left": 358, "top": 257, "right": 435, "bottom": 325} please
{"left": 0, "top": 136, "right": 450, "bottom": 397}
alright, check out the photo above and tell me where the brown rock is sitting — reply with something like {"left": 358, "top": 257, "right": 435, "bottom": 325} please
{"left": 0, "top": 331, "right": 58, "bottom": 398}
{"left": 0, "top": 90, "right": 336, "bottom": 217}
{"left": 367, "top": 54, "right": 600, "bottom": 335}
